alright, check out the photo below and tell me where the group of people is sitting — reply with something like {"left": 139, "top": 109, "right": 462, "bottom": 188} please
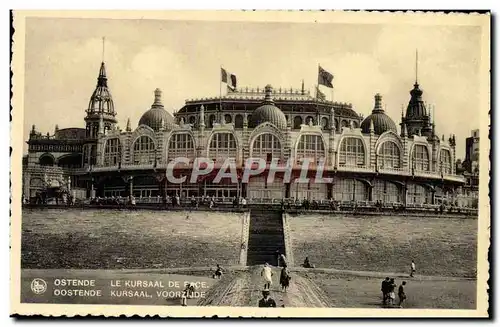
{"left": 258, "top": 262, "right": 291, "bottom": 308}
{"left": 380, "top": 260, "right": 416, "bottom": 308}
{"left": 381, "top": 278, "right": 407, "bottom": 307}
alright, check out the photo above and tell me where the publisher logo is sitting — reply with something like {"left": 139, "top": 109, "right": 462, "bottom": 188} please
{"left": 31, "top": 278, "right": 47, "bottom": 295}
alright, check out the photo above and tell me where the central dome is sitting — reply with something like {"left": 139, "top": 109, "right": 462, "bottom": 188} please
{"left": 138, "top": 88, "right": 175, "bottom": 131}
{"left": 361, "top": 93, "right": 397, "bottom": 135}
{"left": 250, "top": 85, "right": 287, "bottom": 129}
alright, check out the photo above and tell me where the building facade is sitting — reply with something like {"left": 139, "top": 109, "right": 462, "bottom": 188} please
{"left": 23, "top": 61, "right": 468, "bottom": 206}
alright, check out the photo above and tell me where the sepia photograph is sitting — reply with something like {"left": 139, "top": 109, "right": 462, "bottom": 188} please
{"left": 10, "top": 10, "right": 490, "bottom": 318}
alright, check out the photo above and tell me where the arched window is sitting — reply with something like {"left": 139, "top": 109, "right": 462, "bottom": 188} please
{"left": 333, "top": 178, "right": 367, "bottom": 201}
{"left": 440, "top": 149, "right": 452, "bottom": 174}
{"left": 208, "top": 114, "right": 216, "bottom": 128}
{"left": 132, "top": 136, "right": 156, "bottom": 165}
{"left": 251, "top": 133, "right": 282, "bottom": 163}
{"left": 378, "top": 141, "right": 401, "bottom": 169}
{"left": 39, "top": 154, "right": 55, "bottom": 166}
{"left": 321, "top": 117, "right": 329, "bottom": 129}
{"left": 188, "top": 116, "right": 196, "bottom": 125}
{"left": 373, "top": 180, "right": 401, "bottom": 203}
{"left": 103, "top": 138, "right": 121, "bottom": 166}
{"left": 407, "top": 183, "right": 430, "bottom": 204}
{"left": 208, "top": 133, "right": 237, "bottom": 163}
{"left": 293, "top": 116, "right": 303, "bottom": 129}
{"left": 352, "top": 121, "right": 359, "bottom": 128}
{"left": 305, "top": 116, "right": 314, "bottom": 125}
{"left": 168, "top": 133, "right": 195, "bottom": 160}
{"left": 296, "top": 134, "right": 326, "bottom": 163}
{"left": 234, "top": 114, "right": 244, "bottom": 128}
{"left": 334, "top": 119, "right": 339, "bottom": 131}
{"left": 339, "top": 138, "right": 365, "bottom": 167}
{"left": 412, "top": 144, "right": 429, "bottom": 171}
{"left": 224, "top": 114, "right": 232, "bottom": 124}
{"left": 341, "top": 120, "right": 348, "bottom": 128}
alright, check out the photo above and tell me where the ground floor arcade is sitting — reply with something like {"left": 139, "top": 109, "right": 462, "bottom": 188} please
{"left": 88, "top": 169, "right": 465, "bottom": 207}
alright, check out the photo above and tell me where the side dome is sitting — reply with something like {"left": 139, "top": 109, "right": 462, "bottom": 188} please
{"left": 361, "top": 93, "right": 397, "bottom": 135}
{"left": 138, "top": 88, "right": 175, "bottom": 131}
{"left": 250, "top": 84, "right": 287, "bottom": 129}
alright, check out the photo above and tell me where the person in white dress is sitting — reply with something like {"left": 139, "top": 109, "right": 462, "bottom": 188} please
{"left": 261, "top": 262, "right": 273, "bottom": 290}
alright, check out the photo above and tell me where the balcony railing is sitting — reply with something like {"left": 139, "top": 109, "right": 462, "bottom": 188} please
{"left": 25, "top": 165, "right": 84, "bottom": 175}
{"left": 336, "top": 164, "right": 374, "bottom": 173}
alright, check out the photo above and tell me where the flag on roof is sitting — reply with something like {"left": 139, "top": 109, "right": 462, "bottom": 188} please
{"left": 221, "top": 67, "right": 237, "bottom": 91}
{"left": 316, "top": 86, "right": 326, "bottom": 100}
{"left": 318, "top": 65, "right": 334, "bottom": 88}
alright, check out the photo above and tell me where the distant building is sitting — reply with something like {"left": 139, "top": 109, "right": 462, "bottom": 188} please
{"left": 458, "top": 129, "right": 479, "bottom": 208}
{"left": 23, "top": 60, "right": 468, "bottom": 207}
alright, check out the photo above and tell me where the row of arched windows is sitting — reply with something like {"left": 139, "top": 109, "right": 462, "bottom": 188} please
{"left": 101, "top": 134, "right": 453, "bottom": 174}
{"left": 185, "top": 114, "right": 358, "bottom": 130}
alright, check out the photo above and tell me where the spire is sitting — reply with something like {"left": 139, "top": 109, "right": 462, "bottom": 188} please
{"left": 97, "top": 62, "right": 108, "bottom": 87}
{"left": 403, "top": 124, "right": 408, "bottom": 137}
{"left": 199, "top": 105, "right": 205, "bottom": 128}
{"left": 102, "top": 37, "right": 106, "bottom": 62}
{"left": 415, "top": 48, "right": 419, "bottom": 85}
{"left": 372, "top": 93, "right": 384, "bottom": 113}
{"left": 126, "top": 118, "right": 131, "bottom": 132}
{"left": 264, "top": 84, "right": 274, "bottom": 104}
{"left": 54, "top": 124, "right": 59, "bottom": 134}
{"left": 152, "top": 88, "right": 163, "bottom": 108}
{"left": 301, "top": 79, "right": 305, "bottom": 95}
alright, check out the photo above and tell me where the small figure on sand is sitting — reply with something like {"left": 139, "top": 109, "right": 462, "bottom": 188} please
{"left": 280, "top": 265, "right": 291, "bottom": 293}
{"left": 213, "top": 264, "right": 225, "bottom": 279}
{"left": 261, "top": 262, "right": 273, "bottom": 290}
{"left": 398, "top": 281, "right": 407, "bottom": 308}
{"left": 258, "top": 290, "right": 277, "bottom": 307}
{"left": 381, "top": 277, "right": 390, "bottom": 305}
{"left": 387, "top": 278, "right": 396, "bottom": 306}
{"left": 302, "top": 256, "right": 315, "bottom": 268}
{"left": 181, "top": 282, "right": 195, "bottom": 306}
{"left": 279, "top": 254, "right": 287, "bottom": 268}
{"left": 410, "top": 260, "right": 416, "bottom": 277}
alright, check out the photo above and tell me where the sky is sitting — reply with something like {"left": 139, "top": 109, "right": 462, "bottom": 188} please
{"left": 22, "top": 16, "right": 484, "bottom": 159}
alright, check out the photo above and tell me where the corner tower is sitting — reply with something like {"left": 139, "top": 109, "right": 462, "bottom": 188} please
{"left": 84, "top": 62, "right": 117, "bottom": 138}
{"left": 83, "top": 61, "right": 117, "bottom": 166}
{"left": 400, "top": 51, "right": 432, "bottom": 137}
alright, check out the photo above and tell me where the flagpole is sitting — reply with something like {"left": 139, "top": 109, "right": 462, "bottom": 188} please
{"left": 316, "top": 64, "right": 320, "bottom": 124}
{"left": 219, "top": 65, "right": 222, "bottom": 123}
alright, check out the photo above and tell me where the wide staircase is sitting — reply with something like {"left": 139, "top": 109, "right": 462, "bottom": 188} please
{"left": 246, "top": 208, "right": 286, "bottom": 266}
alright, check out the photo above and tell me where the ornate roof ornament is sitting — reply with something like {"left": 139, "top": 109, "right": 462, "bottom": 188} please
{"left": 126, "top": 118, "right": 131, "bottom": 132}
{"left": 361, "top": 93, "right": 397, "bottom": 135}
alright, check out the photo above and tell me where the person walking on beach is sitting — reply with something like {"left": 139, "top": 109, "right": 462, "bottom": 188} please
{"left": 213, "top": 264, "right": 225, "bottom": 279}
{"left": 381, "top": 277, "right": 390, "bottom": 305}
{"left": 388, "top": 278, "right": 396, "bottom": 306}
{"left": 261, "top": 262, "right": 273, "bottom": 290}
{"left": 410, "top": 260, "right": 416, "bottom": 277}
{"left": 398, "top": 281, "right": 407, "bottom": 308}
{"left": 258, "top": 290, "right": 277, "bottom": 307}
{"left": 280, "top": 265, "right": 291, "bottom": 293}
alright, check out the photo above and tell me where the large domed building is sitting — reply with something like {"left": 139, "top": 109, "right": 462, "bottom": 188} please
{"left": 249, "top": 85, "right": 288, "bottom": 129}
{"left": 138, "top": 88, "right": 176, "bottom": 131}
{"left": 360, "top": 93, "right": 398, "bottom": 135}
{"left": 23, "top": 60, "right": 471, "bottom": 209}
